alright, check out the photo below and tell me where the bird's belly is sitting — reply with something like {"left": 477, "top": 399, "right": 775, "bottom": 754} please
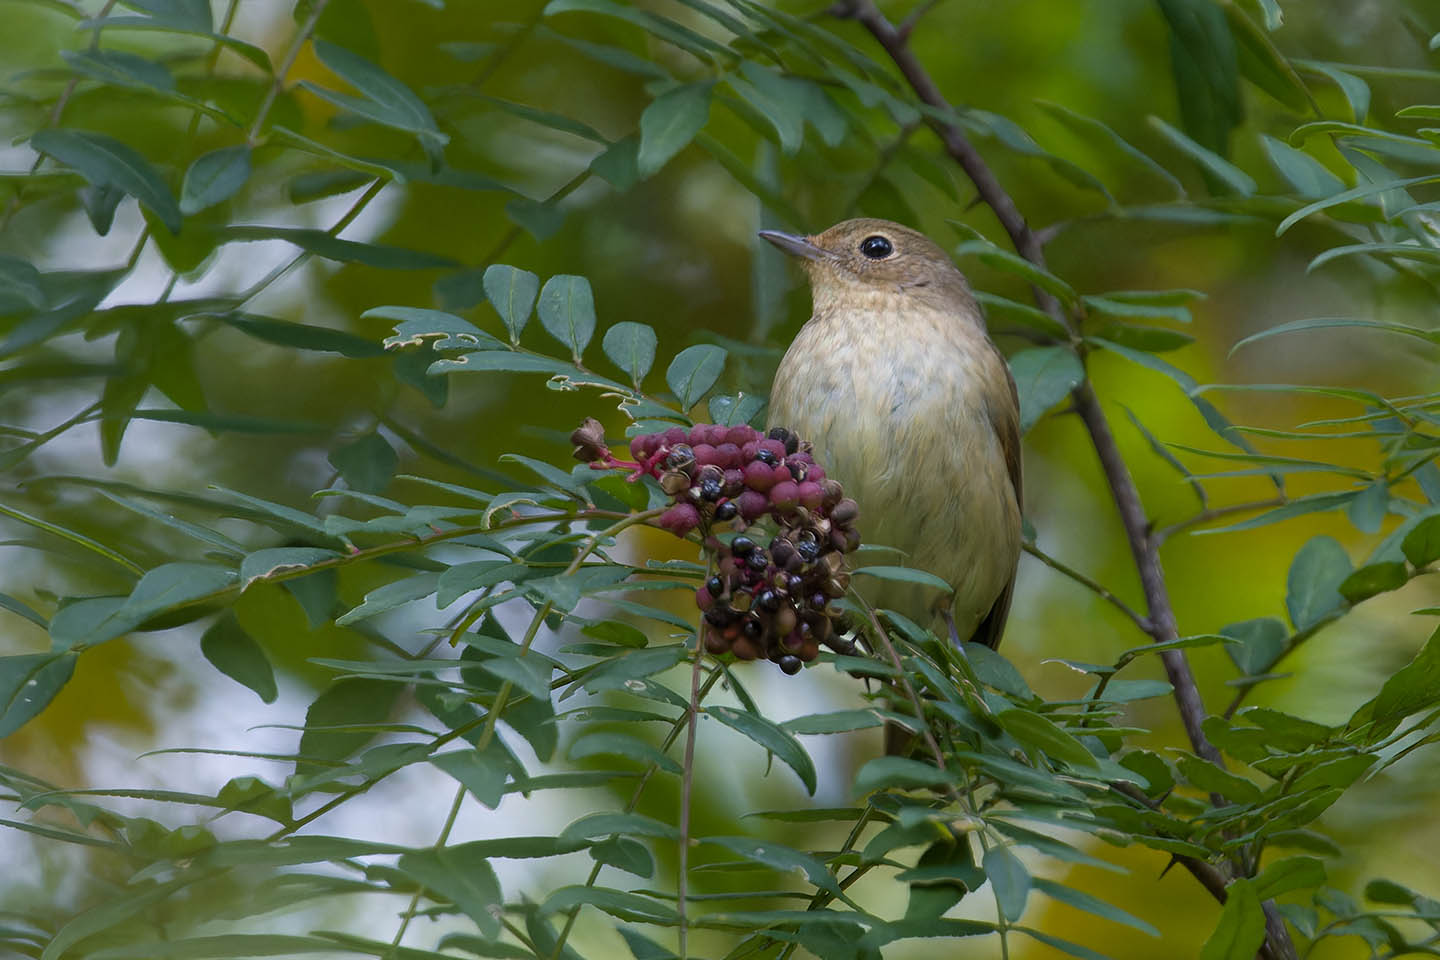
{"left": 769, "top": 337, "right": 1018, "bottom": 632}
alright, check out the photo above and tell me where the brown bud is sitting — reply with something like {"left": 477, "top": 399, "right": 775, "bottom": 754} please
{"left": 570, "top": 417, "right": 609, "bottom": 462}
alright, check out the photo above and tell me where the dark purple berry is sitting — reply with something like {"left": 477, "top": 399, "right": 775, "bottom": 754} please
{"left": 699, "top": 477, "right": 723, "bottom": 502}
{"left": 778, "top": 655, "right": 802, "bottom": 675}
{"left": 756, "top": 589, "right": 780, "bottom": 612}
{"left": 795, "top": 538, "right": 820, "bottom": 563}
{"left": 665, "top": 444, "right": 696, "bottom": 470}
{"left": 747, "top": 551, "right": 769, "bottom": 571}
{"left": 706, "top": 575, "right": 725, "bottom": 596}
{"left": 755, "top": 447, "right": 778, "bottom": 466}
{"left": 731, "top": 535, "right": 756, "bottom": 555}
{"left": 742, "top": 616, "right": 763, "bottom": 639}
{"left": 714, "top": 500, "right": 738, "bottom": 521}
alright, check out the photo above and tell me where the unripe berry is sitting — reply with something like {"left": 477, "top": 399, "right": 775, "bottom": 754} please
{"left": 725, "top": 425, "right": 756, "bottom": 447}
{"left": 663, "top": 427, "right": 688, "bottom": 446}
{"left": 797, "top": 481, "right": 823, "bottom": 511}
{"left": 695, "top": 586, "right": 715, "bottom": 610}
{"left": 691, "top": 443, "right": 718, "bottom": 467}
{"left": 758, "top": 439, "right": 786, "bottom": 462}
{"left": 715, "top": 443, "right": 742, "bottom": 468}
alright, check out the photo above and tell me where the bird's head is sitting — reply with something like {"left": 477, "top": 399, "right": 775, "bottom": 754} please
{"left": 759, "top": 218, "right": 979, "bottom": 323}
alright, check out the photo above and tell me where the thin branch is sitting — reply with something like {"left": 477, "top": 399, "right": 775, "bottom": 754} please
{"left": 1154, "top": 497, "right": 1288, "bottom": 546}
{"left": 1022, "top": 541, "right": 1152, "bottom": 634}
{"left": 677, "top": 636, "right": 706, "bottom": 959}
{"left": 248, "top": 0, "right": 329, "bottom": 145}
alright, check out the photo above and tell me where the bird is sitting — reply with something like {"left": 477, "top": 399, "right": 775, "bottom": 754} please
{"left": 760, "top": 218, "right": 1022, "bottom": 652}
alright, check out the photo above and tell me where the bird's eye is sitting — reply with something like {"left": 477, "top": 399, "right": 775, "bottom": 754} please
{"left": 859, "top": 235, "right": 894, "bottom": 259}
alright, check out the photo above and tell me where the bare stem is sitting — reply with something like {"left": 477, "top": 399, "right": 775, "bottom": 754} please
{"left": 1022, "top": 541, "right": 1152, "bottom": 634}
{"left": 677, "top": 637, "right": 706, "bottom": 958}
{"left": 248, "top": 0, "right": 330, "bottom": 145}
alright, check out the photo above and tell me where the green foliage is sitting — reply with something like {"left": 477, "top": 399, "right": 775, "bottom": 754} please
{"left": 1, "top": 2, "right": 1439, "bottom": 960}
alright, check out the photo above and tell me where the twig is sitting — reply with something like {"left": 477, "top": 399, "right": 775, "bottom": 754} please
{"left": 248, "top": 0, "right": 329, "bottom": 145}
{"left": 1153, "top": 497, "right": 1288, "bottom": 546}
{"left": 1022, "top": 541, "right": 1152, "bottom": 634}
{"left": 677, "top": 636, "right": 705, "bottom": 959}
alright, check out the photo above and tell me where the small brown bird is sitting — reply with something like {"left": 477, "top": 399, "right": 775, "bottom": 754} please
{"left": 761, "top": 218, "right": 1022, "bottom": 649}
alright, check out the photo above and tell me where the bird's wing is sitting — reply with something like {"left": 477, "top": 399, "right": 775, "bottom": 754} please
{"left": 972, "top": 342, "right": 1023, "bottom": 649}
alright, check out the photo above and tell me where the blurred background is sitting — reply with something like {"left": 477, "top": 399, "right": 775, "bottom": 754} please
{"left": 1, "top": 0, "right": 1437, "bottom": 956}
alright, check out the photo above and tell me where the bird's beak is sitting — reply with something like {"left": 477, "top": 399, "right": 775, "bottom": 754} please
{"left": 758, "top": 229, "right": 826, "bottom": 261}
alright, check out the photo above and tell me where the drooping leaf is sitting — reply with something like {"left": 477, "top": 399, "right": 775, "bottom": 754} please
{"left": 218, "top": 226, "right": 458, "bottom": 269}
{"left": 179, "top": 146, "right": 250, "bottom": 215}
{"left": 706, "top": 705, "right": 817, "bottom": 794}
{"left": 1009, "top": 346, "right": 1084, "bottom": 432}
{"left": 982, "top": 844, "right": 1030, "bottom": 922}
{"left": 328, "top": 433, "right": 398, "bottom": 494}
{"left": 396, "top": 845, "right": 502, "bottom": 939}
{"left": 307, "top": 40, "right": 447, "bottom": 154}
{"left": 637, "top": 83, "right": 712, "bottom": 177}
{"left": 31, "top": 128, "right": 181, "bottom": 233}
{"left": 1286, "top": 535, "right": 1352, "bottom": 630}
{"left": 1198, "top": 877, "right": 1265, "bottom": 960}
{"left": 0, "top": 652, "right": 77, "bottom": 738}
{"left": 1148, "top": 116, "right": 1256, "bottom": 195}
{"left": 200, "top": 613, "right": 277, "bottom": 703}
{"left": 1221, "top": 617, "right": 1287, "bottom": 675}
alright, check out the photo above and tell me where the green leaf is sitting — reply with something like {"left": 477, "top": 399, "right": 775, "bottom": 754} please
{"left": 31, "top": 128, "right": 181, "bottom": 233}
{"left": 706, "top": 705, "right": 817, "bottom": 794}
{"left": 1230, "top": 316, "right": 1440, "bottom": 354}
{"left": 179, "top": 146, "right": 250, "bottom": 215}
{"left": 1338, "top": 561, "right": 1407, "bottom": 604}
{"left": 637, "top": 83, "right": 712, "bottom": 177}
{"left": 590, "top": 135, "right": 641, "bottom": 190}
{"left": 1298, "top": 60, "right": 1369, "bottom": 123}
{"left": 702, "top": 836, "right": 844, "bottom": 898}
{"left": 995, "top": 709, "right": 1097, "bottom": 769}
{"left": 569, "top": 731, "right": 679, "bottom": 773}
{"left": 602, "top": 321, "right": 658, "bottom": 386}
{"left": 296, "top": 678, "right": 401, "bottom": 775}
{"left": 783, "top": 709, "right": 886, "bottom": 735}
{"left": 216, "top": 311, "right": 386, "bottom": 357}
{"left": 952, "top": 233, "right": 1078, "bottom": 307}
{"left": 1368, "top": 624, "right": 1440, "bottom": 728}
{"left": 336, "top": 573, "right": 441, "bottom": 626}
{"left": 1147, "top": 115, "right": 1256, "bottom": 195}
{"left": 536, "top": 275, "right": 596, "bottom": 361}
{"left": 561, "top": 811, "right": 678, "bottom": 841}
{"left": 308, "top": 40, "right": 446, "bottom": 152}
{"left": 982, "top": 844, "right": 1030, "bottom": 922}
{"left": 1177, "top": 754, "right": 1261, "bottom": 803}
{"left": 121, "top": 562, "right": 236, "bottom": 621}
{"left": 708, "top": 392, "right": 764, "bottom": 427}
{"left": 82, "top": 935, "right": 336, "bottom": 959}
{"left": 0, "top": 652, "right": 77, "bottom": 737}
{"left": 396, "top": 845, "right": 502, "bottom": 939}
{"left": 1036, "top": 100, "right": 1184, "bottom": 198}
{"left": 1156, "top": 0, "right": 1241, "bottom": 159}
{"left": 239, "top": 547, "right": 339, "bottom": 590}
{"left": 1199, "top": 877, "right": 1265, "bottom": 960}
{"left": 1402, "top": 514, "right": 1440, "bottom": 567}
{"left": 371, "top": 306, "right": 504, "bottom": 354}
{"left": 218, "top": 226, "right": 458, "bottom": 269}
{"left": 853, "top": 756, "right": 958, "bottom": 797}
{"left": 0, "top": 590, "right": 47, "bottom": 629}
{"left": 1252, "top": 856, "right": 1326, "bottom": 900}
{"left": 1286, "top": 535, "right": 1351, "bottom": 630}
{"left": 665, "top": 344, "right": 726, "bottom": 410}
{"left": 1221, "top": 617, "right": 1288, "bottom": 675}
{"left": 1008, "top": 346, "right": 1084, "bottom": 432}
{"left": 328, "top": 433, "right": 397, "bottom": 494}
{"left": 39, "top": 878, "right": 190, "bottom": 960}
{"left": 730, "top": 62, "right": 806, "bottom": 154}
{"left": 589, "top": 836, "right": 654, "bottom": 878}
{"left": 1090, "top": 323, "right": 1194, "bottom": 352}
{"left": 1260, "top": 135, "right": 1343, "bottom": 199}
{"left": 1031, "top": 878, "right": 1159, "bottom": 937}
{"left": 539, "top": 886, "right": 679, "bottom": 923}
{"left": 483, "top": 264, "right": 540, "bottom": 343}
{"left": 201, "top": 613, "right": 277, "bottom": 703}
{"left": 63, "top": 46, "right": 175, "bottom": 92}
{"left": 1275, "top": 174, "right": 1438, "bottom": 235}
{"left": 430, "top": 748, "right": 509, "bottom": 809}
{"left": 852, "top": 565, "right": 952, "bottom": 594}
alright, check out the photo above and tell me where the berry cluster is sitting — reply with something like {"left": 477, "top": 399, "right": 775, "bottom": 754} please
{"left": 571, "top": 418, "right": 861, "bottom": 675}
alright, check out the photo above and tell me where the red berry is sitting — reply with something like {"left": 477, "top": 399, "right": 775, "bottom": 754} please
{"left": 725, "top": 425, "right": 757, "bottom": 446}
{"left": 797, "top": 481, "right": 823, "bottom": 510}
{"left": 770, "top": 463, "right": 792, "bottom": 486}
{"left": 737, "top": 490, "right": 768, "bottom": 521}
{"left": 695, "top": 586, "right": 715, "bottom": 610}
{"left": 658, "top": 503, "right": 701, "bottom": 536}
{"left": 663, "top": 427, "right": 688, "bottom": 446}
{"left": 807, "top": 466, "right": 826, "bottom": 482}
{"left": 630, "top": 434, "right": 658, "bottom": 461}
{"left": 722, "top": 468, "right": 744, "bottom": 493}
{"left": 770, "top": 481, "right": 800, "bottom": 510}
{"left": 743, "top": 460, "right": 777, "bottom": 491}
{"left": 740, "top": 440, "right": 758, "bottom": 461}
{"left": 714, "top": 443, "right": 742, "bottom": 468}
{"left": 691, "top": 443, "right": 717, "bottom": 466}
